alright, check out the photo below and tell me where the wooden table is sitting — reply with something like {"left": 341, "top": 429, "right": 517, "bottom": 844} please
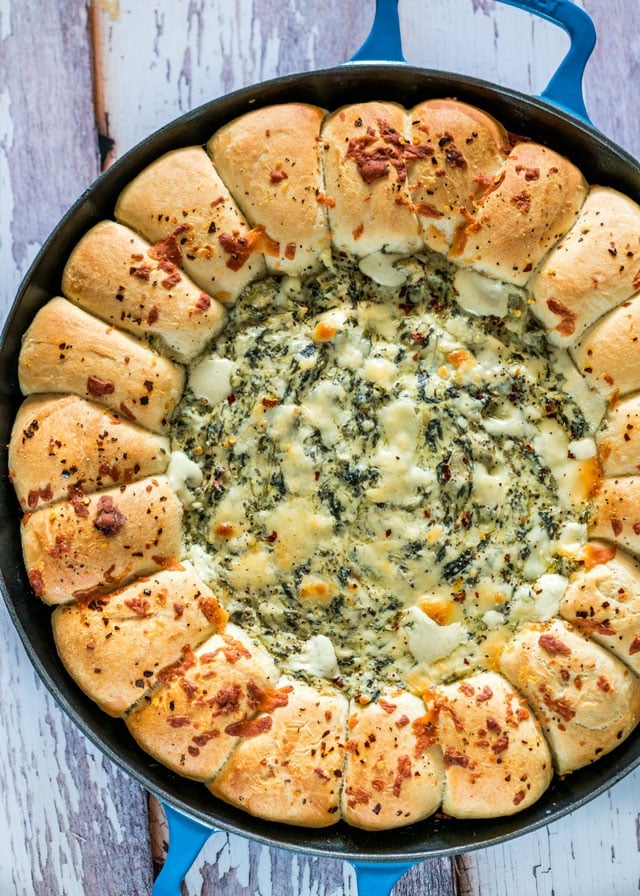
{"left": 2, "top": 1, "right": 640, "bottom": 893}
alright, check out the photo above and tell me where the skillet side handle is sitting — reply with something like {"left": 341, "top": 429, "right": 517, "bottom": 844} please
{"left": 152, "top": 803, "right": 216, "bottom": 896}
{"left": 497, "top": 0, "right": 596, "bottom": 123}
{"left": 350, "top": 0, "right": 405, "bottom": 62}
{"left": 351, "top": 860, "right": 416, "bottom": 896}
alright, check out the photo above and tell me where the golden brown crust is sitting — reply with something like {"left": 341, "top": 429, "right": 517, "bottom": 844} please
{"left": 530, "top": 186, "right": 640, "bottom": 345}
{"left": 561, "top": 544, "right": 640, "bottom": 675}
{"left": 500, "top": 618, "right": 640, "bottom": 775}
{"left": 320, "top": 102, "right": 423, "bottom": 257}
{"left": 18, "top": 297, "right": 185, "bottom": 434}
{"left": 114, "top": 147, "right": 266, "bottom": 305}
{"left": 589, "top": 476, "right": 640, "bottom": 556}
{"left": 571, "top": 296, "right": 640, "bottom": 400}
{"left": 9, "top": 394, "right": 170, "bottom": 511}
{"left": 436, "top": 671, "right": 552, "bottom": 818}
{"left": 209, "top": 679, "right": 348, "bottom": 827}
{"left": 126, "top": 624, "right": 280, "bottom": 781}
{"left": 21, "top": 476, "right": 183, "bottom": 605}
{"left": 62, "top": 220, "right": 227, "bottom": 363}
{"left": 408, "top": 98, "right": 509, "bottom": 254}
{"left": 453, "top": 141, "right": 587, "bottom": 285}
{"left": 340, "top": 689, "right": 444, "bottom": 830}
{"left": 596, "top": 393, "right": 640, "bottom": 477}
{"left": 52, "top": 567, "right": 227, "bottom": 716}
{"left": 207, "top": 103, "right": 330, "bottom": 277}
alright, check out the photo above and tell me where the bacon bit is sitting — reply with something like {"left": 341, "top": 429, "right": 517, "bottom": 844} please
{"left": 415, "top": 202, "right": 442, "bottom": 219}
{"left": 98, "top": 462, "right": 121, "bottom": 483}
{"left": 270, "top": 169, "right": 288, "bottom": 183}
{"left": 395, "top": 714, "right": 410, "bottom": 728}
{"left": 28, "top": 568, "right": 45, "bottom": 597}
{"left": 371, "top": 779, "right": 385, "bottom": 792}
{"left": 124, "top": 597, "right": 150, "bottom": 616}
{"left": 212, "top": 683, "right": 242, "bottom": 715}
{"left": 444, "top": 144, "right": 467, "bottom": 169}
{"left": 87, "top": 375, "right": 115, "bottom": 398}
{"left": 198, "top": 596, "right": 228, "bottom": 628}
{"left": 345, "top": 785, "right": 370, "bottom": 806}
{"left": 512, "top": 190, "right": 532, "bottom": 214}
{"left": 27, "top": 484, "right": 53, "bottom": 508}
{"left": 246, "top": 680, "right": 292, "bottom": 713}
{"left": 378, "top": 698, "right": 397, "bottom": 714}
{"left": 93, "top": 495, "right": 127, "bottom": 536}
{"left": 166, "top": 715, "right": 191, "bottom": 728}
{"left": 597, "top": 676, "right": 612, "bottom": 692}
{"left": 224, "top": 715, "right": 273, "bottom": 738}
{"left": 313, "top": 767, "right": 331, "bottom": 781}
{"left": 515, "top": 165, "right": 540, "bottom": 181}
{"left": 316, "top": 191, "right": 336, "bottom": 208}
{"left": 412, "top": 711, "right": 438, "bottom": 756}
{"left": 513, "top": 790, "right": 526, "bottom": 806}
{"left": 284, "top": 242, "right": 297, "bottom": 260}
{"left": 476, "top": 685, "right": 493, "bottom": 703}
{"left": 611, "top": 518, "right": 623, "bottom": 537}
{"left": 195, "top": 293, "right": 211, "bottom": 312}
{"left": 539, "top": 633, "right": 572, "bottom": 656}
{"left": 486, "top": 716, "right": 501, "bottom": 733}
{"left": 192, "top": 730, "right": 220, "bottom": 747}
{"left": 352, "top": 223, "right": 364, "bottom": 241}
{"left": 158, "top": 646, "right": 197, "bottom": 686}
{"left": 219, "top": 225, "right": 279, "bottom": 271}
{"left": 161, "top": 270, "right": 182, "bottom": 289}
{"left": 261, "top": 397, "right": 279, "bottom": 408}
{"left": 492, "top": 735, "right": 509, "bottom": 755}
{"left": 630, "top": 636, "right": 640, "bottom": 655}
{"left": 47, "top": 534, "right": 70, "bottom": 558}
{"left": 459, "top": 682, "right": 475, "bottom": 697}
{"left": 580, "top": 542, "right": 617, "bottom": 570}
{"left": 200, "top": 638, "right": 252, "bottom": 666}
{"left": 546, "top": 298, "right": 577, "bottom": 337}
{"left": 539, "top": 685, "right": 576, "bottom": 722}
{"left": 151, "top": 556, "right": 184, "bottom": 571}
{"left": 575, "top": 617, "right": 616, "bottom": 637}
{"left": 393, "top": 754, "right": 412, "bottom": 797}
{"left": 149, "top": 233, "right": 183, "bottom": 267}
{"left": 346, "top": 119, "right": 433, "bottom": 184}
{"left": 130, "top": 263, "right": 151, "bottom": 280}
{"left": 410, "top": 331, "right": 426, "bottom": 345}
{"left": 67, "top": 483, "right": 89, "bottom": 517}
{"left": 173, "top": 601, "right": 185, "bottom": 619}
{"left": 443, "top": 748, "right": 469, "bottom": 768}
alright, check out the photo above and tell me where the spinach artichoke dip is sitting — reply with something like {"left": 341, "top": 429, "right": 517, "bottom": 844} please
{"left": 14, "top": 97, "right": 640, "bottom": 830}
{"left": 172, "top": 252, "right": 598, "bottom": 699}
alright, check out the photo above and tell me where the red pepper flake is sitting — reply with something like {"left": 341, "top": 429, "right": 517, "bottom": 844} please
{"left": 630, "top": 636, "right": 640, "bottom": 655}
{"left": 87, "top": 375, "right": 115, "bottom": 398}
{"left": 515, "top": 165, "right": 540, "bottom": 181}
{"left": 270, "top": 169, "right": 288, "bottom": 184}
{"left": 149, "top": 233, "right": 183, "bottom": 267}
{"left": 378, "top": 697, "right": 397, "bottom": 714}
{"left": 224, "top": 715, "right": 273, "bottom": 738}
{"left": 129, "top": 263, "right": 151, "bottom": 280}
{"left": 119, "top": 403, "right": 137, "bottom": 422}
{"left": 67, "top": 483, "right": 89, "bottom": 517}
{"left": 611, "top": 518, "right": 623, "bottom": 537}
{"left": 313, "top": 767, "right": 331, "bottom": 781}
{"left": 476, "top": 685, "right": 494, "bottom": 703}
{"left": 93, "top": 495, "right": 127, "bottom": 536}
{"left": 512, "top": 190, "right": 532, "bottom": 214}
{"left": 147, "top": 305, "right": 159, "bottom": 325}
{"left": 284, "top": 242, "right": 297, "bottom": 260}
{"left": 492, "top": 735, "right": 509, "bottom": 755}
{"left": 265, "top": 530, "right": 278, "bottom": 543}
{"left": 410, "top": 331, "right": 426, "bottom": 344}
{"left": 392, "top": 754, "right": 412, "bottom": 797}
{"left": 539, "top": 633, "right": 572, "bottom": 655}
{"left": 261, "top": 397, "right": 279, "bottom": 408}
{"left": 597, "top": 676, "right": 612, "bottom": 692}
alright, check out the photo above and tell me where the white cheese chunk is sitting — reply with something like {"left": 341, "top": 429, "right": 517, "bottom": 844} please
{"left": 404, "top": 606, "right": 466, "bottom": 665}
{"left": 288, "top": 635, "right": 340, "bottom": 680}
{"left": 188, "top": 356, "right": 235, "bottom": 404}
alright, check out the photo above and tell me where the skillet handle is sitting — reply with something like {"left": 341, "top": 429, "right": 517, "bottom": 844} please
{"left": 351, "top": 860, "right": 416, "bottom": 896}
{"left": 152, "top": 803, "right": 215, "bottom": 896}
{"left": 351, "top": 0, "right": 595, "bottom": 123}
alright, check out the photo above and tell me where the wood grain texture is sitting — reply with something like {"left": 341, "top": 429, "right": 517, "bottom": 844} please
{"left": 2, "top": 1, "right": 640, "bottom": 894}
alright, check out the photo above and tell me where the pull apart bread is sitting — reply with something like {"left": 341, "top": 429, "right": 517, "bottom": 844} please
{"left": 9, "top": 98, "right": 640, "bottom": 830}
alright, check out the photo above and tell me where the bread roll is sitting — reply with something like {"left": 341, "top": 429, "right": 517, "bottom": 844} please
{"left": 114, "top": 147, "right": 266, "bottom": 304}
{"left": 341, "top": 689, "right": 444, "bottom": 830}
{"left": 62, "top": 220, "right": 226, "bottom": 362}
{"left": 18, "top": 297, "right": 185, "bottom": 434}
{"left": 530, "top": 187, "right": 640, "bottom": 344}
{"left": 9, "top": 394, "right": 170, "bottom": 510}
{"left": 126, "top": 624, "right": 281, "bottom": 781}
{"left": 589, "top": 476, "right": 640, "bottom": 556}
{"left": 21, "top": 475, "right": 183, "bottom": 605}
{"left": 596, "top": 393, "right": 640, "bottom": 477}
{"left": 208, "top": 103, "right": 330, "bottom": 277}
{"left": 436, "top": 671, "right": 552, "bottom": 818}
{"left": 453, "top": 141, "right": 587, "bottom": 285}
{"left": 571, "top": 295, "right": 640, "bottom": 400}
{"left": 561, "top": 545, "right": 640, "bottom": 674}
{"left": 209, "top": 679, "right": 348, "bottom": 827}
{"left": 500, "top": 619, "right": 640, "bottom": 774}
{"left": 408, "top": 98, "right": 508, "bottom": 254}
{"left": 320, "top": 101, "right": 423, "bottom": 257}
{"left": 52, "top": 567, "right": 226, "bottom": 716}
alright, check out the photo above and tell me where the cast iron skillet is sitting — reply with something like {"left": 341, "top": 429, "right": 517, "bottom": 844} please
{"left": 2, "top": 1, "right": 640, "bottom": 893}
